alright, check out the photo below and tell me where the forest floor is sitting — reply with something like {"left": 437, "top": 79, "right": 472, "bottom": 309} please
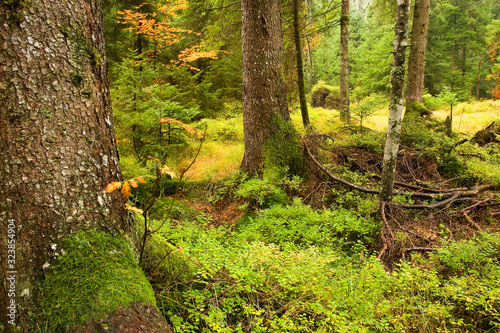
{"left": 121, "top": 99, "right": 500, "bottom": 332}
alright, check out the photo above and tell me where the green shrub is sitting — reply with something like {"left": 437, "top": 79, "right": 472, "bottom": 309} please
{"left": 150, "top": 205, "right": 500, "bottom": 333}
{"left": 238, "top": 199, "right": 379, "bottom": 253}
{"left": 235, "top": 178, "right": 290, "bottom": 209}
{"left": 423, "top": 93, "right": 445, "bottom": 111}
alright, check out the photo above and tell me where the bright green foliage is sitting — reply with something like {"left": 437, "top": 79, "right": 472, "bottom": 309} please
{"left": 141, "top": 208, "right": 500, "bottom": 332}
{"left": 452, "top": 141, "right": 500, "bottom": 186}
{"left": 426, "top": 0, "right": 494, "bottom": 98}
{"left": 42, "top": 229, "right": 156, "bottom": 331}
{"left": 111, "top": 57, "right": 208, "bottom": 159}
{"left": 239, "top": 199, "right": 378, "bottom": 253}
{"left": 235, "top": 178, "right": 290, "bottom": 209}
{"left": 422, "top": 91, "right": 446, "bottom": 111}
{"left": 351, "top": 95, "right": 383, "bottom": 131}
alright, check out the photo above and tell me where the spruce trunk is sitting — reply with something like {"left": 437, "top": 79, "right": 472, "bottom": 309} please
{"left": 241, "top": 0, "right": 295, "bottom": 175}
{"left": 0, "top": 1, "right": 171, "bottom": 331}
{"left": 406, "top": 0, "right": 430, "bottom": 105}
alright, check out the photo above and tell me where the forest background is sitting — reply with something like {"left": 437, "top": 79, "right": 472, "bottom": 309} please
{"left": 96, "top": 0, "right": 500, "bottom": 331}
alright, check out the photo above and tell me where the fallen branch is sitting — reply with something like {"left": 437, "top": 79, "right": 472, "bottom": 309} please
{"left": 391, "top": 185, "right": 493, "bottom": 209}
{"left": 459, "top": 196, "right": 494, "bottom": 213}
{"left": 305, "top": 140, "right": 494, "bottom": 206}
{"left": 462, "top": 211, "right": 483, "bottom": 231}
{"left": 405, "top": 247, "right": 435, "bottom": 252}
{"left": 305, "top": 141, "right": 380, "bottom": 195}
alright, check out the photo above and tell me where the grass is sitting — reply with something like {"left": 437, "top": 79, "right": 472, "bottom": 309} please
{"left": 121, "top": 99, "right": 500, "bottom": 182}
{"left": 432, "top": 100, "right": 500, "bottom": 135}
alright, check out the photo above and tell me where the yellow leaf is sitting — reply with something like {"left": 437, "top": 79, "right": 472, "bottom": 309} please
{"left": 125, "top": 203, "right": 144, "bottom": 215}
{"left": 129, "top": 179, "right": 139, "bottom": 188}
{"left": 105, "top": 182, "right": 122, "bottom": 193}
{"left": 136, "top": 176, "right": 146, "bottom": 184}
{"left": 122, "top": 181, "right": 131, "bottom": 200}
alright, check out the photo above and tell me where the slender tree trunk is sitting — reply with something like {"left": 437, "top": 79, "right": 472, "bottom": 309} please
{"left": 379, "top": 0, "right": 411, "bottom": 202}
{"left": 339, "top": 0, "right": 350, "bottom": 122}
{"left": 0, "top": 0, "right": 170, "bottom": 331}
{"left": 293, "top": 0, "right": 310, "bottom": 127}
{"left": 241, "top": 0, "right": 294, "bottom": 175}
{"left": 406, "top": 0, "right": 430, "bottom": 104}
{"left": 476, "top": 54, "right": 482, "bottom": 100}
{"left": 305, "top": 0, "right": 314, "bottom": 90}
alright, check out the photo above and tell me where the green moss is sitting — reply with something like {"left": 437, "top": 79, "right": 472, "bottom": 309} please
{"left": 70, "top": 72, "right": 83, "bottom": 88}
{"left": 405, "top": 101, "right": 430, "bottom": 119}
{"left": 310, "top": 81, "right": 341, "bottom": 109}
{"left": 40, "top": 107, "right": 52, "bottom": 119}
{"left": 2, "top": 0, "right": 29, "bottom": 25}
{"left": 42, "top": 229, "right": 156, "bottom": 331}
{"left": 263, "top": 118, "right": 303, "bottom": 178}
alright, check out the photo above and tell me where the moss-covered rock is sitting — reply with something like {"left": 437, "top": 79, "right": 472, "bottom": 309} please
{"left": 310, "top": 81, "right": 341, "bottom": 110}
{"left": 42, "top": 229, "right": 156, "bottom": 331}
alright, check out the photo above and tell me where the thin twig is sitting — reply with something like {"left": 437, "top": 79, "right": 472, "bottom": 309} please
{"left": 462, "top": 211, "right": 482, "bottom": 231}
{"left": 150, "top": 127, "right": 207, "bottom": 234}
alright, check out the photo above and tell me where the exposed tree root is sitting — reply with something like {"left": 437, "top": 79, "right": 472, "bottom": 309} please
{"left": 303, "top": 137, "right": 499, "bottom": 268}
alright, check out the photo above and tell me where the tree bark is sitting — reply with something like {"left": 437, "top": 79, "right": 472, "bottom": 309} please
{"left": 240, "top": 0, "right": 294, "bottom": 175}
{"left": 339, "top": 0, "right": 350, "bottom": 122}
{"left": 293, "top": 0, "right": 310, "bottom": 127}
{"left": 379, "top": 0, "right": 411, "bottom": 202}
{"left": 0, "top": 0, "right": 170, "bottom": 331}
{"left": 406, "top": 0, "right": 430, "bottom": 104}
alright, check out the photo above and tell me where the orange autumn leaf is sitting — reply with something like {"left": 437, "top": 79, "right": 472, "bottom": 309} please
{"left": 159, "top": 117, "right": 197, "bottom": 136}
{"left": 105, "top": 182, "right": 122, "bottom": 193}
{"left": 122, "top": 181, "right": 132, "bottom": 200}
{"left": 129, "top": 179, "right": 139, "bottom": 188}
{"left": 136, "top": 176, "right": 146, "bottom": 184}
{"left": 125, "top": 203, "right": 144, "bottom": 215}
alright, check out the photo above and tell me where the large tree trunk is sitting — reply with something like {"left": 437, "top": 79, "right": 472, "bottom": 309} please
{"left": 241, "top": 0, "right": 296, "bottom": 175}
{"left": 406, "top": 0, "right": 430, "bottom": 105}
{"left": 0, "top": 1, "right": 170, "bottom": 331}
{"left": 293, "top": 0, "right": 310, "bottom": 127}
{"left": 339, "top": 0, "right": 350, "bottom": 122}
{"left": 379, "top": 0, "right": 411, "bottom": 202}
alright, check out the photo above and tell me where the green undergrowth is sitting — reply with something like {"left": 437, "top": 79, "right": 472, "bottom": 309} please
{"left": 141, "top": 201, "right": 500, "bottom": 332}
{"left": 42, "top": 229, "right": 156, "bottom": 331}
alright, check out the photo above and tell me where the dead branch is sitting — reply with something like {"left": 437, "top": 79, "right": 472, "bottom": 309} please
{"left": 305, "top": 140, "right": 494, "bottom": 207}
{"left": 391, "top": 185, "right": 493, "bottom": 209}
{"left": 459, "top": 196, "right": 494, "bottom": 213}
{"left": 405, "top": 247, "right": 436, "bottom": 252}
{"left": 305, "top": 140, "right": 379, "bottom": 195}
{"left": 462, "top": 211, "right": 483, "bottom": 231}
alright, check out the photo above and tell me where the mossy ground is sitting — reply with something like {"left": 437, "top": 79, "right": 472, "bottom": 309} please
{"left": 42, "top": 229, "right": 156, "bottom": 331}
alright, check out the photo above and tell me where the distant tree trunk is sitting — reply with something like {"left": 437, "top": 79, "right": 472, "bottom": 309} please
{"left": 305, "top": 0, "right": 314, "bottom": 90}
{"left": 476, "top": 54, "right": 482, "bottom": 100}
{"left": 241, "top": 0, "right": 296, "bottom": 175}
{"left": 0, "top": 0, "right": 171, "bottom": 331}
{"left": 379, "top": 0, "right": 411, "bottom": 202}
{"left": 293, "top": 0, "right": 310, "bottom": 127}
{"left": 339, "top": 0, "right": 350, "bottom": 122}
{"left": 406, "top": 0, "right": 430, "bottom": 105}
